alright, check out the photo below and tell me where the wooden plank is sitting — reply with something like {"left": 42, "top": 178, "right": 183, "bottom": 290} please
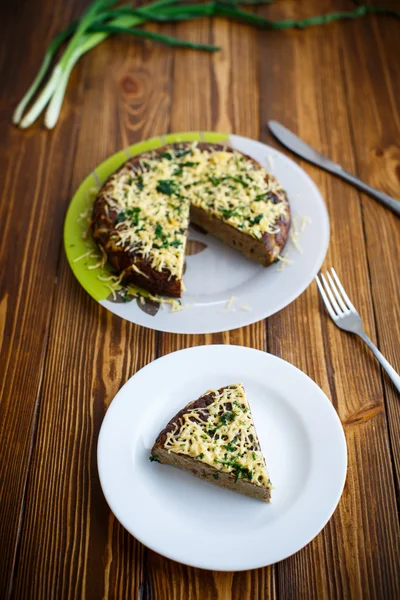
{"left": 259, "top": 2, "right": 400, "bottom": 598}
{"left": 0, "top": 1, "right": 85, "bottom": 596}
{"left": 339, "top": 2, "right": 400, "bottom": 489}
{"left": 11, "top": 28, "right": 174, "bottom": 600}
{"left": 144, "top": 16, "right": 276, "bottom": 600}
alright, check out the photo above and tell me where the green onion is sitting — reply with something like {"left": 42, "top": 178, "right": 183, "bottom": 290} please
{"left": 13, "top": 1, "right": 400, "bottom": 130}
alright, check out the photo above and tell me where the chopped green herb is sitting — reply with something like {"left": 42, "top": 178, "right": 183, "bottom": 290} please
{"left": 208, "top": 175, "right": 220, "bottom": 186}
{"left": 121, "top": 291, "right": 131, "bottom": 303}
{"left": 223, "top": 442, "right": 236, "bottom": 453}
{"left": 128, "top": 176, "right": 133, "bottom": 185}
{"left": 197, "top": 453, "right": 205, "bottom": 460}
{"left": 115, "top": 207, "right": 141, "bottom": 226}
{"left": 248, "top": 213, "right": 263, "bottom": 225}
{"left": 173, "top": 165, "right": 183, "bottom": 176}
{"left": 156, "top": 179, "right": 179, "bottom": 196}
{"left": 160, "top": 151, "right": 172, "bottom": 160}
{"left": 233, "top": 400, "right": 246, "bottom": 410}
{"left": 213, "top": 473, "right": 219, "bottom": 480}
{"left": 169, "top": 239, "right": 182, "bottom": 248}
{"left": 219, "top": 411, "right": 237, "bottom": 426}
{"left": 174, "top": 148, "right": 191, "bottom": 158}
{"left": 215, "top": 458, "right": 253, "bottom": 483}
{"left": 226, "top": 175, "right": 249, "bottom": 188}
{"left": 149, "top": 455, "right": 160, "bottom": 463}
{"left": 221, "top": 208, "right": 241, "bottom": 220}
{"left": 136, "top": 175, "right": 144, "bottom": 190}
{"left": 252, "top": 452, "right": 257, "bottom": 461}
{"left": 155, "top": 224, "right": 163, "bottom": 238}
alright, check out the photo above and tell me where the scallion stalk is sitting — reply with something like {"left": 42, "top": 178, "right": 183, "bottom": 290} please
{"left": 14, "top": 0, "right": 400, "bottom": 130}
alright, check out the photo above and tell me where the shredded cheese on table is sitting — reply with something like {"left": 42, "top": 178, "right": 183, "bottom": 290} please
{"left": 163, "top": 383, "right": 271, "bottom": 488}
{"left": 99, "top": 143, "right": 288, "bottom": 279}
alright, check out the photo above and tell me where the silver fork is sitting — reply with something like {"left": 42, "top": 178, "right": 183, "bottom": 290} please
{"left": 316, "top": 268, "right": 400, "bottom": 394}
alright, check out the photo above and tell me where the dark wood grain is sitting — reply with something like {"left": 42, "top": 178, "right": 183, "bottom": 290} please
{"left": 0, "top": 2, "right": 86, "bottom": 596}
{"left": 10, "top": 22, "right": 171, "bottom": 600}
{"left": 260, "top": 1, "right": 400, "bottom": 598}
{"left": 338, "top": 1, "right": 400, "bottom": 494}
{"left": 0, "top": 1, "right": 399, "bottom": 599}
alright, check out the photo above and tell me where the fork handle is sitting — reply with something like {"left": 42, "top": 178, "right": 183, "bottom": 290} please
{"left": 358, "top": 332, "right": 400, "bottom": 394}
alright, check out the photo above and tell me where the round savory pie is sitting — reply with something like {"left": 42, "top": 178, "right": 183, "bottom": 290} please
{"left": 92, "top": 142, "right": 290, "bottom": 297}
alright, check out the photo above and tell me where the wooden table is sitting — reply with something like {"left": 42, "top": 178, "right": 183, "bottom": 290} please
{"left": 1, "top": 1, "right": 400, "bottom": 598}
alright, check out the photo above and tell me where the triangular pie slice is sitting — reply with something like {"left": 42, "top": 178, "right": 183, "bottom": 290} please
{"left": 92, "top": 142, "right": 290, "bottom": 298}
{"left": 151, "top": 383, "right": 272, "bottom": 502}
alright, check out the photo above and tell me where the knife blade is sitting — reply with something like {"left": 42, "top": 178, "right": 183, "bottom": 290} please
{"left": 268, "top": 120, "right": 400, "bottom": 217}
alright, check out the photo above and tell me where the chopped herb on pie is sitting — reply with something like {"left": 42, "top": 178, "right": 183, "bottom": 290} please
{"left": 92, "top": 143, "right": 290, "bottom": 297}
{"left": 151, "top": 383, "right": 272, "bottom": 502}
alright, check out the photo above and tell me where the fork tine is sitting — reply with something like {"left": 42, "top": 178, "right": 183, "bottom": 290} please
{"left": 331, "top": 268, "right": 356, "bottom": 311}
{"left": 315, "top": 274, "right": 337, "bottom": 320}
{"left": 327, "top": 270, "right": 348, "bottom": 313}
{"left": 321, "top": 273, "right": 343, "bottom": 315}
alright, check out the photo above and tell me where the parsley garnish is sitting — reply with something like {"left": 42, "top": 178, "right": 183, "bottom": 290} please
{"left": 156, "top": 179, "right": 179, "bottom": 196}
{"left": 136, "top": 175, "right": 144, "bottom": 190}
{"left": 221, "top": 208, "right": 240, "bottom": 219}
{"left": 208, "top": 175, "right": 220, "bottom": 186}
{"left": 155, "top": 223, "right": 163, "bottom": 238}
{"left": 169, "top": 239, "right": 182, "bottom": 248}
{"left": 115, "top": 207, "right": 141, "bottom": 226}
{"left": 233, "top": 400, "right": 245, "bottom": 410}
{"left": 121, "top": 291, "right": 131, "bottom": 303}
{"left": 248, "top": 213, "right": 263, "bottom": 225}
{"left": 215, "top": 459, "right": 253, "bottom": 483}
{"left": 174, "top": 148, "right": 191, "bottom": 158}
{"left": 223, "top": 442, "right": 236, "bottom": 453}
{"left": 219, "top": 411, "right": 237, "bottom": 426}
{"left": 149, "top": 455, "right": 160, "bottom": 463}
{"left": 160, "top": 151, "right": 172, "bottom": 160}
{"left": 197, "top": 453, "right": 205, "bottom": 460}
{"left": 226, "top": 175, "right": 248, "bottom": 188}
{"left": 252, "top": 452, "right": 257, "bottom": 461}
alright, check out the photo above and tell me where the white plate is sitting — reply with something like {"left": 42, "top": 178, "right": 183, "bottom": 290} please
{"left": 98, "top": 345, "right": 347, "bottom": 571}
{"left": 66, "top": 133, "right": 329, "bottom": 334}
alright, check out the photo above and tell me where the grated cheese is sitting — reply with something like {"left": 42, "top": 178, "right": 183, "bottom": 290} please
{"left": 225, "top": 296, "right": 236, "bottom": 311}
{"left": 100, "top": 143, "right": 288, "bottom": 280}
{"left": 163, "top": 383, "right": 271, "bottom": 488}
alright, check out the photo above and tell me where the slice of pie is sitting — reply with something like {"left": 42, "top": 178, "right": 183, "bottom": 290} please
{"left": 151, "top": 383, "right": 272, "bottom": 502}
{"left": 92, "top": 142, "right": 290, "bottom": 297}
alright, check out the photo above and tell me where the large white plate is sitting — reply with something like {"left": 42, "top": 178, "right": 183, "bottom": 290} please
{"left": 65, "top": 133, "right": 329, "bottom": 334}
{"left": 98, "top": 345, "right": 347, "bottom": 571}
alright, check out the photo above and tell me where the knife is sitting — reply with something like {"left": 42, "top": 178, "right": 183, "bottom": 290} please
{"left": 268, "top": 120, "right": 400, "bottom": 217}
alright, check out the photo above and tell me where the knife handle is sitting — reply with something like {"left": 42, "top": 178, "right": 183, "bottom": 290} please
{"left": 336, "top": 169, "right": 400, "bottom": 217}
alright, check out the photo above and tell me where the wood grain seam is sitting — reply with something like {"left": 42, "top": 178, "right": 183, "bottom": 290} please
{"left": 7, "top": 57, "right": 88, "bottom": 596}
{"left": 7, "top": 280, "right": 56, "bottom": 600}
{"left": 338, "top": 39, "right": 400, "bottom": 519}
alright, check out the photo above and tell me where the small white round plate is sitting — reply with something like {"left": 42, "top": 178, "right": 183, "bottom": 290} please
{"left": 65, "top": 132, "right": 329, "bottom": 334}
{"left": 98, "top": 345, "right": 347, "bottom": 571}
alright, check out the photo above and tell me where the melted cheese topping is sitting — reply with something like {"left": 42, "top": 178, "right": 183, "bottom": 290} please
{"left": 164, "top": 383, "right": 271, "bottom": 488}
{"left": 100, "top": 143, "right": 288, "bottom": 279}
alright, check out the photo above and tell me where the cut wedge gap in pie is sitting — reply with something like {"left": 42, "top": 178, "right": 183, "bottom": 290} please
{"left": 151, "top": 383, "right": 272, "bottom": 502}
{"left": 92, "top": 142, "right": 290, "bottom": 298}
